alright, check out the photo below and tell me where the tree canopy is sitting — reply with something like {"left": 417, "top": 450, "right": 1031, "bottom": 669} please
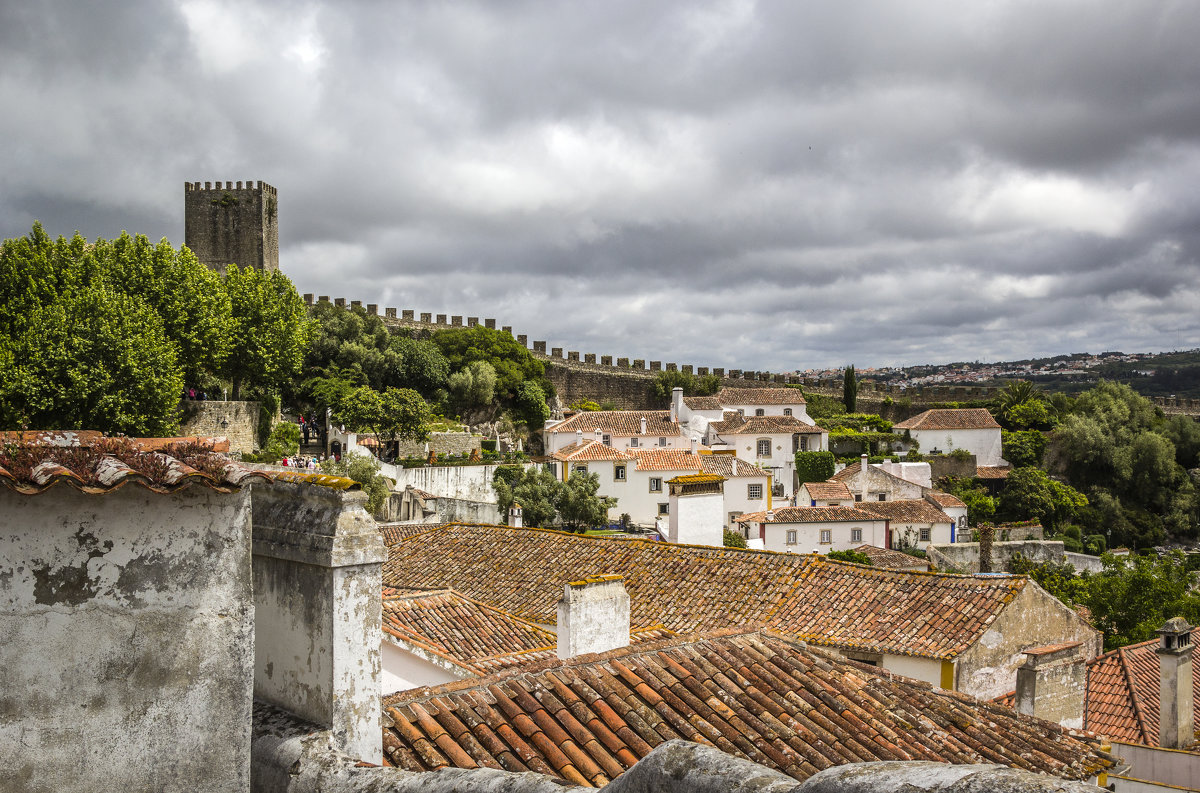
{"left": 220, "top": 265, "right": 312, "bottom": 399}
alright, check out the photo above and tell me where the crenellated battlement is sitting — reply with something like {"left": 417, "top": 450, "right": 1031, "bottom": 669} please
{"left": 184, "top": 179, "right": 279, "bottom": 273}
{"left": 185, "top": 180, "right": 277, "bottom": 195}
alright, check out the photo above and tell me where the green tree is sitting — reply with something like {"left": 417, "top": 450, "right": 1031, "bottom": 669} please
{"left": 432, "top": 325, "right": 551, "bottom": 402}
{"left": 651, "top": 370, "right": 721, "bottom": 401}
{"left": 998, "top": 467, "right": 1087, "bottom": 529}
{"left": 377, "top": 387, "right": 431, "bottom": 445}
{"left": 795, "top": 451, "right": 835, "bottom": 484}
{"left": 389, "top": 334, "right": 450, "bottom": 396}
{"left": 448, "top": 360, "right": 497, "bottom": 414}
{"left": 842, "top": 365, "right": 857, "bottom": 412}
{"left": 1002, "top": 430, "right": 1048, "bottom": 468}
{"left": 320, "top": 453, "right": 392, "bottom": 516}
{"left": 557, "top": 471, "right": 617, "bottom": 532}
{"left": 221, "top": 265, "right": 311, "bottom": 398}
{"left": 938, "top": 476, "right": 997, "bottom": 526}
{"left": 828, "top": 548, "right": 872, "bottom": 565}
{"left": 723, "top": 529, "right": 748, "bottom": 549}
{"left": 493, "top": 466, "right": 561, "bottom": 528}
{"left": 512, "top": 381, "right": 550, "bottom": 428}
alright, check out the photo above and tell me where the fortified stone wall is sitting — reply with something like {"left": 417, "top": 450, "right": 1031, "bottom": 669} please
{"left": 393, "top": 431, "right": 480, "bottom": 459}
{"left": 180, "top": 400, "right": 260, "bottom": 454}
{"left": 299, "top": 296, "right": 1200, "bottom": 418}
{"left": 184, "top": 180, "right": 279, "bottom": 273}
{"left": 928, "top": 539, "right": 1061, "bottom": 574}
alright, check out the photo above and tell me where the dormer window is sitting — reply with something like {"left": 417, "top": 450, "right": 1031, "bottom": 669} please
{"left": 630, "top": 437, "right": 639, "bottom": 447}
{"left": 658, "top": 437, "right": 667, "bottom": 446}
{"left": 783, "top": 408, "right": 792, "bottom": 416}
{"left": 755, "top": 408, "right": 765, "bottom": 416}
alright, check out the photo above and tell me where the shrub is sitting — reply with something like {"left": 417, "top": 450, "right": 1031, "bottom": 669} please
{"left": 827, "top": 549, "right": 871, "bottom": 565}
{"left": 795, "top": 450, "right": 835, "bottom": 484}
{"left": 723, "top": 529, "right": 747, "bottom": 549}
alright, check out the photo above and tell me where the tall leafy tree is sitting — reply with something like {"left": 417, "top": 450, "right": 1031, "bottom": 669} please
{"left": 842, "top": 365, "right": 857, "bottom": 412}
{"left": 557, "top": 472, "right": 617, "bottom": 532}
{"left": 221, "top": 265, "right": 312, "bottom": 398}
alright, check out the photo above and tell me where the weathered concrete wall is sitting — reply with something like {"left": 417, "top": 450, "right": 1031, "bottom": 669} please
{"left": 393, "top": 432, "right": 481, "bottom": 459}
{"left": 955, "top": 582, "right": 1103, "bottom": 701}
{"left": 0, "top": 485, "right": 254, "bottom": 793}
{"left": 1064, "top": 551, "right": 1104, "bottom": 574}
{"left": 1016, "top": 646, "right": 1087, "bottom": 729}
{"left": 1109, "top": 741, "right": 1200, "bottom": 792}
{"left": 387, "top": 463, "right": 528, "bottom": 504}
{"left": 180, "top": 399, "right": 261, "bottom": 454}
{"left": 928, "top": 540, "right": 1063, "bottom": 573}
{"left": 251, "top": 479, "right": 387, "bottom": 764}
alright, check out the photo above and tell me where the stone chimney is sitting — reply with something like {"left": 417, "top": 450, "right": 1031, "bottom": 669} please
{"left": 858, "top": 453, "right": 869, "bottom": 502}
{"left": 671, "top": 387, "right": 683, "bottom": 422}
{"left": 1015, "top": 642, "right": 1086, "bottom": 729}
{"left": 640, "top": 416, "right": 648, "bottom": 435}
{"left": 508, "top": 502, "right": 523, "bottom": 528}
{"left": 557, "top": 575, "right": 631, "bottom": 659}
{"left": 1156, "top": 617, "right": 1195, "bottom": 749}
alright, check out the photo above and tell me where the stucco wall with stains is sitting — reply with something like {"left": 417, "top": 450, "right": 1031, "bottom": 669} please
{"left": 955, "top": 582, "right": 1103, "bottom": 701}
{"left": 0, "top": 485, "right": 254, "bottom": 793}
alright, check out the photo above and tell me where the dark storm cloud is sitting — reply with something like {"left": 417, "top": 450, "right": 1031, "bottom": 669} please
{"left": 3, "top": 0, "right": 1200, "bottom": 369}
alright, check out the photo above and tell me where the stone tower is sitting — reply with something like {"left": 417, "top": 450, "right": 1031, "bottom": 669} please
{"left": 184, "top": 180, "right": 279, "bottom": 273}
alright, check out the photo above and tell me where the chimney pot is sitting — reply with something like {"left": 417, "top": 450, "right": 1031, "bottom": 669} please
{"left": 1014, "top": 643, "right": 1086, "bottom": 729}
{"left": 1156, "top": 617, "right": 1195, "bottom": 748}
{"left": 640, "top": 416, "right": 647, "bottom": 434}
{"left": 557, "top": 576, "right": 630, "bottom": 659}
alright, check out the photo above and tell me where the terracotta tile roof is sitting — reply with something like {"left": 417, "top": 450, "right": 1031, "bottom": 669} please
{"left": 1084, "top": 630, "right": 1200, "bottom": 746}
{"left": 548, "top": 411, "right": 680, "bottom": 438}
{"left": 0, "top": 434, "right": 267, "bottom": 495}
{"left": 380, "top": 630, "right": 1111, "bottom": 784}
{"left": 926, "top": 491, "right": 967, "bottom": 509}
{"left": 717, "top": 387, "right": 806, "bottom": 405}
{"left": 975, "top": 466, "right": 1012, "bottom": 479}
{"left": 552, "top": 440, "right": 633, "bottom": 462}
{"left": 383, "top": 588, "right": 675, "bottom": 679}
{"left": 830, "top": 460, "right": 920, "bottom": 490}
{"left": 682, "top": 396, "right": 722, "bottom": 410}
{"left": 736, "top": 506, "right": 882, "bottom": 524}
{"left": 717, "top": 415, "right": 827, "bottom": 435}
{"left": 699, "top": 455, "right": 767, "bottom": 478}
{"left": 382, "top": 524, "right": 1029, "bottom": 660}
{"left": 631, "top": 449, "right": 704, "bottom": 471}
{"left": 379, "top": 523, "right": 457, "bottom": 545}
{"left": 857, "top": 499, "right": 953, "bottom": 524}
{"left": 800, "top": 481, "right": 854, "bottom": 501}
{"left": 854, "top": 544, "right": 931, "bottom": 570}
{"left": 892, "top": 408, "right": 1001, "bottom": 431}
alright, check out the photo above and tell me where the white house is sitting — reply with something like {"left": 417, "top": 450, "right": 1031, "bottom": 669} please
{"left": 797, "top": 480, "right": 855, "bottom": 506}
{"left": 715, "top": 387, "right": 812, "bottom": 422}
{"left": 737, "top": 506, "right": 890, "bottom": 553}
{"left": 892, "top": 408, "right": 1004, "bottom": 466}
{"left": 698, "top": 453, "right": 772, "bottom": 531}
{"left": 710, "top": 414, "right": 828, "bottom": 498}
{"left": 543, "top": 410, "right": 685, "bottom": 455}
{"left": 831, "top": 456, "right": 929, "bottom": 502}
{"left": 857, "top": 498, "right": 957, "bottom": 549}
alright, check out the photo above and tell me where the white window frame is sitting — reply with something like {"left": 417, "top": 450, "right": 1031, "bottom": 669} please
{"left": 614, "top": 464, "right": 626, "bottom": 481}
{"left": 785, "top": 530, "right": 798, "bottom": 545}
{"left": 820, "top": 529, "right": 832, "bottom": 544}
{"left": 799, "top": 436, "right": 808, "bottom": 452}
{"left": 602, "top": 434, "right": 611, "bottom": 446}
{"left": 851, "top": 528, "right": 863, "bottom": 543}
{"left": 747, "top": 483, "right": 763, "bottom": 500}
{"left": 649, "top": 477, "right": 662, "bottom": 492}
{"left": 572, "top": 464, "right": 588, "bottom": 476}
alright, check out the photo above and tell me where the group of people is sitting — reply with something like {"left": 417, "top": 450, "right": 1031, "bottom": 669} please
{"left": 182, "top": 387, "right": 210, "bottom": 401}
{"left": 280, "top": 454, "right": 326, "bottom": 470}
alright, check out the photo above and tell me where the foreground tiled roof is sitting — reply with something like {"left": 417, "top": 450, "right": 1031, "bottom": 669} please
{"left": 800, "top": 481, "right": 854, "bottom": 501}
{"left": 379, "top": 523, "right": 457, "bottom": 545}
{"left": 552, "top": 440, "right": 633, "bottom": 462}
{"left": 383, "top": 588, "right": 674, "bottom": 679}
{"left": 682, "top": 396, "right": 722, "bottom": 410}
{"left": 699, "top": 455, "right": 767, "bottom": 478}
{"left": 548, "top": 411, "right": 680, "bottom": 438}
{"left": 631, "top": 448, "right": 704, "bottom": 471}
{"left": 1084, "top": 630, "right": 1200, "bottom": 746}
{"left": 736, "top": 506, "right": 882, "bottom": 524}
{"left": 717, "top": 387, "right": 806, "bottom": 405}
{"left": 893, "top": 408, "right": 1001, "bottom": 431}
{"left": 0, "top": 434, "right": 267, "bottom": 494}
{"left": 716, "top": 415, "right": 827, "bottom": 435}
{"left": 855, "top": 544, "right": 931, "bottom": 570}
{"left": 381, "top": 630, "right": 1111, "bottom": 785}
{"left": 857, "top": 499, "right": 953, "bottom": 524}
{"left": 383, "top": 524, "right": 1029, "bottom": 660}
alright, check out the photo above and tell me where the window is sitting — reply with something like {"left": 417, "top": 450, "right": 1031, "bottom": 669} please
{"left": 747, "top": 483, "right": 763, "bottom": 500}
{"left": 630, "top": 437, "right": 639, "bottom": 447}
{"left": 755, "top": 408, "right": 765, "bottom": 416}
{"left": 757, "top": 439, "right": 771, "bottom": 457}
{"left": 920, "top": 527, "right": 931, "bottom": 542}
{"left": 819, "top": 529, "right": 832, "bottom": 544}
{"left": 729, "top": 511, "right": 743, "bottom": 527}
{"left": 572, "top": 464, "right": 588, "bottom": 475}
{"left": 877, "top": 493, "right": 886, "bottom": 501}
{"left": 614, "top": 464, "right": 626, "bottom": 481}
{"left": 854, "top": 494, "right": 862, "bottom": 502}
{"left": 658, "top": 503, "right": 669, "bottom": 515}
{"left": 799, "top": 436, "right": 808, "bottom": 452}
{"left": 851, "top": 528, "right": 863, "bottom": 543}
{"left": 602, "top": 434, "right": 611, "bottom": 446}
{"left": 649, "top": 477, "right": 662, "bottom": 492}
{"left": 658, "top": 437, "right": 667, "bottom": 446}
{"left": 783, "top": 408, "right": 792, "bottom": 416}
{"left": 786, "top": 530, "right": 798, "bottom": 545}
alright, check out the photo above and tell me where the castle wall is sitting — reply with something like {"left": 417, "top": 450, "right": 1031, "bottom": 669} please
{"left": 180, "top": 400, "right": 260, "bottom": 454}
{"left": 185, "top": 180, "right": 279, "bottom": 273}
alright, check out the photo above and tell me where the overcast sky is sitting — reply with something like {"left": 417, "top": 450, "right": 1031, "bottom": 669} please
{"left": 3, "top": 1, "right": 1199, "bottom": 371}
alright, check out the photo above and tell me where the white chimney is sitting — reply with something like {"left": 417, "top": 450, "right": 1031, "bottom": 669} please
{"left": 508, "top": 502, "right": 523, "bottom": 528}
{"left": 640, "top": 416, "right": 647, "bottom": 435}
{"left": 594, "top": 428, "right": 604, "bottom": 444}
{"left": 576, "top": 429, "right": 584, "bottom": 446}
{"left": 556, "top": 575, "right": 631, "bottom": 659}
{"left": 1014, "top": 642, "right": 1085, "bottom": 728}
{"left": 690, "top": 438, "right": 698, "bottom": 455}
{"left": 671, "top": 387, "right": 683, "bottom": 422}
{"left": 668, "top": 474, "right": 724, "bottom": 547}
{"left": 858, "top": 453, "right": 869, "bottom": 502}
{"left": 1156, "top": 617, "right": 1195, "bottom": 749}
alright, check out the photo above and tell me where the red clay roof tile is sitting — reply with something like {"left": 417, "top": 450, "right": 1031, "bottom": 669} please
{"left": 892, "top": 408, "right": 1001, "bottom": 431}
